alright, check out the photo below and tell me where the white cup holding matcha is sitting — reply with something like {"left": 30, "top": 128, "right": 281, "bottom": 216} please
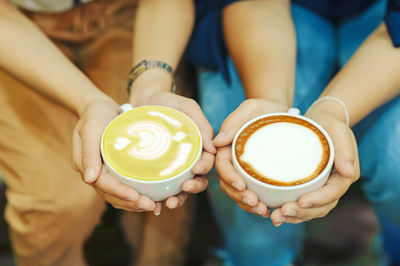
{"left": 101, "top": 104, "right": 202, "bottom": 201}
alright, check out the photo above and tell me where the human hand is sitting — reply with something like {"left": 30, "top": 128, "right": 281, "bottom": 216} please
{"left": 72, "top": 97, "right": 162, "bottom": 214}
{"left": 270, "top": 108, "right": 360, "bottom": 226}
{"left": 214, "top": 99, "right": 289, "bottom": 217}
{"left": 129, "top": 70, "right": 216, "bottom": 210}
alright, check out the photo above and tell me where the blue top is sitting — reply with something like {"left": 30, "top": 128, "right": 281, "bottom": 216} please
{"left": 187, "top": 0, "right": 400, "bottom": 82}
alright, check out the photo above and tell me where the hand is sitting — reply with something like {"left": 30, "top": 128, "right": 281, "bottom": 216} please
{"left": 270, "top": 109, "right": 360, "bottom": 226}
{"left": 214, "top": 99, "right": 289, "bottom": 217}
{"left": 130, "top": 70, "right": 216, "bottom": 210}
{"left": 72, "top": 97, "right": 162, "bottom": 214}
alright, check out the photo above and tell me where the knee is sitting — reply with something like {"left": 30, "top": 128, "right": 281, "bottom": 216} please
{"left": 358, "top": 99, "right": 400, "bottom": 204}
{"left": 6, "top": 188, "right": 105, "bottom": 258}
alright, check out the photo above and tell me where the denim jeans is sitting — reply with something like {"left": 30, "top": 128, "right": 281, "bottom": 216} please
{"left": 197, "top": 1, "right": 400, "bottom": 265}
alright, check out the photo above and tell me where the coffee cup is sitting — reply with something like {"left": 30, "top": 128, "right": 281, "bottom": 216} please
{"left": 101, "top": 104, "right": 202, "bottom": 201}
{"left": 232, "top": 108, "right": 334, "bottom": 207}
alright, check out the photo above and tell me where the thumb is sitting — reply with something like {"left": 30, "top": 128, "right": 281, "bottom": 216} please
{"left": 328, "top": 123, "right": 357, "bottom": 178}
{"left": 213, "top": 102, "right": 262, "bottom": 147}
{"left": 81, "top": 120, "right": 103, "bottom": 183}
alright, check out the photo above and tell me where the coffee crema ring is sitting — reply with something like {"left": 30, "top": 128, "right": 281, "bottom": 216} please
{"left": 235, "top": 116, "right": 330, "bottom": 186}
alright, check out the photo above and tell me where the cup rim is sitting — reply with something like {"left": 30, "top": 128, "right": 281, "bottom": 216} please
{"left": 231, "top": 111, "right": 335, "bottom": 191}
{"left": 100, "top": 105, "right": 203, "bottom": 184}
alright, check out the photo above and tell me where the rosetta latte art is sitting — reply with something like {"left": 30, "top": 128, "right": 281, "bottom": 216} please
{"left": 126, "top": 121, "right": 172, "bottom": 160}
{"left": 104, "top": 107, "right": 200, "bottom": 181}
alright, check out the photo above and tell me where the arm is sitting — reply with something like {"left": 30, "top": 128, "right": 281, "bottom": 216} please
{"left": 0, "top": 2, "right": 160, "bottom": 213}
{"left": 0, "top": 1, "right": 111, "bottom": 116}
{"left": 271, "top": 23, "right": 400, "bottom": 225}
{"left": 129, "top": 0, "right": 215, "bottom": 209}
{"left": 311, "top": 23, "right": 400, "bottom": 125}
{"left": 214, "top": 0, "right": 297, "bottom": 217}
{"left": 129, "top": 0, "right": 195, "bottom": 103}
{"left": 223, "top": 0, "right": 296, "bottom": 104}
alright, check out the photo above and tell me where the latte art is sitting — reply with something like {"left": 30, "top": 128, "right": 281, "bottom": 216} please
{"left": 126, "top": 121, "right": 172, "bottom": 160}
{"left": 103, "top": 106, "right": 201, "bottom": 181}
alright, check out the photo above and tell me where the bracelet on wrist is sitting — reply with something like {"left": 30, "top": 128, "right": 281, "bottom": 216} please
{"left": 127, "top": 60, "right": 176, "bottom": 95}
{"left": 307, "top": 96, "right": 350, "bottom": 126}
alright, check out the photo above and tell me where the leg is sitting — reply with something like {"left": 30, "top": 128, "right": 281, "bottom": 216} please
{"left": 354, "top": 96, "right": 400, "bottom": 265}
{"left": 0, "top": 68, "right": 105, "bottom": 266}
{"left": 80, "top": 20, "right": 194, "bottom": 266}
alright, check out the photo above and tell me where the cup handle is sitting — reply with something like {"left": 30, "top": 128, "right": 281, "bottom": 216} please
{"left": 120, "top": 103, "right": 134, "bottom": 113}
{"left": 288, "top": 108, "right": 300, "bottom": 115}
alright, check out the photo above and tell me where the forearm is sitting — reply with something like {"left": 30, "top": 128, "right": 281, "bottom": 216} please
{"left": 130, "top": 0, "right": 194, "bottom": 101}
{"left": 313, "top": 23, "right": 400, "bottom": 126}
{"left": 0, "top": 2, "right": 111, "bottom": 116}
{"left": 223, "top": 0, "right": 296, "bottom": 106}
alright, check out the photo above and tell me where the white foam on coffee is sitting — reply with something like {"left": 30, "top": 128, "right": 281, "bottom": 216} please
{"left": 239, "top": 122, "right": 323, "bottom": 183}
{"left": 114, "top": 137, "right": 131, "bottom": 150}
{"left": 160, "top": 142, "right": 192, "bottom": 176}
{"left": 148, "top": 111, "right": 181, "bottom": 127}
{"left": 127, "top": 121, "right": 171, "bottom": 160}
{"left": 172, "top": 132, "right": 187, "bottom": 142}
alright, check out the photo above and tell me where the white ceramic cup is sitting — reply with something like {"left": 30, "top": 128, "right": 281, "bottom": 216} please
{"left": 101, "top": 104, "right": 203, "bottom": 201}
{"left": 231, "top": 108, "right": 334, "bottom": 208}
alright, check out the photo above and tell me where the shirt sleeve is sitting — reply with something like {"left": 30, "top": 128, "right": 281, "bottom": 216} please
{"left": 385, "top": 0, "right": 400, "bottom": 47}
{"left": 186, "top": 0, "right": 242, "bottom": 83}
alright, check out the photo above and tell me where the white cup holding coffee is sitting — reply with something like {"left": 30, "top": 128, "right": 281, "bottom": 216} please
{"left": 101, "top": 104, "right": 203, "bottom": 201}
{"left": 231, "top": 108, "right": 334, "bottom": 208}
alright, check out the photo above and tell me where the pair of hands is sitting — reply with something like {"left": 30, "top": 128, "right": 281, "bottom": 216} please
{"left": 214, "top": 99, "right": 360, "bottom": 226}
{"left": 72, "top": 85, "right": 360, "bottom": 223}
{"left": 72, "top": 89, "right": 216, "bottom": 216}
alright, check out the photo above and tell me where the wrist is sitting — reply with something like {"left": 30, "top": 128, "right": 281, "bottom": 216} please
{"left": 78, "top": 90, "right": 117, "bottom": 117}
{"left": 306, "top": 99, "right": 348, "bottom": 126}
{"left": 129, "top": 69, "right": 174, "bottom": 105}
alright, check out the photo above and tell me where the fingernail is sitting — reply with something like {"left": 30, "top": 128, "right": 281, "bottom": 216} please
{"left": 140, "top": 200, "right": 155, "bottom": 210}
{"left": 346, "top": 161, "right": 355, "bottom": 177}
{"left": 168, "top": 199, "right": 177, "bottom": 209}
{"left": 242, "top": 196, "right": 255, "bottom": 206}
{"left": 194, "top": 165, "right": 204, "bottom": 173}
{"left": 274, "top": 222, "right": 283, "bottom": 227}
{"left": 154, "top": 209, "right": 161, "bottom": 216}
{"left": 274, "top": 217, "right": 286, "bottom": 223}
{"left": 283, "top": 210, "right": 296, "bottom": 217}
{"left": 214, "top": 132, "right": 226, "bottom": 143}
{"left": 232, "top": 182, "right": 244, "bottom": 191}
{"left": 300, "top": 202, "right": 313, "bottom": 208}
{"left": 182, "top": 182, "right": 191, "bottom": 191}
{"left": 84, "top": 167, "right": 96, "bottom": 183}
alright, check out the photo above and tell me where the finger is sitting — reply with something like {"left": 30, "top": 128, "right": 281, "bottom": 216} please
{"left": 165, "top": 193, "right": 188, "bottom": 209}
{"left": 271, "top": 208, "right": 303, "bottom": 225}
{"left": 93, "top": 167, "right": 141, "bottom": 203}
{"left": 153, "top": 202, "right": 162, "bottom": 216}
{"left": 96, "top": 189, "right": 150, "bottom": 212}
{"left": 72, "top": 129, "right": 82, "bottom": 172}
{"left": 297, "top": 172, "right": 353, "bottom": 208}
{"left": 80, "top": 119, "right": 104, "bottom": 183}
{"left": 173, "top": 96, "right": 216, "bottom": 154}
{"left": 327, "top": 123, "right": 356, "bottom": 178}
{"left": 237, "top": 201, "right": 270, "bottom": 217}
{"left": 219, "top": 179, "right": 258, "bottom": 207}
{"left": 192, "top": 151, "right": 215, "bottom": 175}
{"left": 182, "top": 176, "right": 208, "bottom": 194}
{"left": 280, "top": 200, "right": 339, "bottom": 222}
{"left": 213, "top": 100, "right": 263, "bottom": 147}
{"left": 215, "top": 146, "right": 246, "bottom": 191}
{"left": 213, "top": 99, "right": 287, "bottom": 147}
